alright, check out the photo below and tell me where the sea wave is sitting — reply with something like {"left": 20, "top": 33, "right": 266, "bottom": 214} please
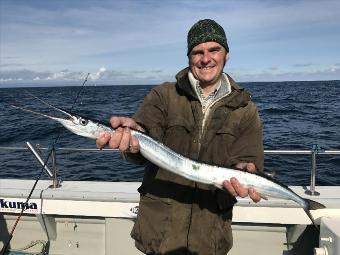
{"left": 1, "top": 82, "right": 339, "bottom": 185}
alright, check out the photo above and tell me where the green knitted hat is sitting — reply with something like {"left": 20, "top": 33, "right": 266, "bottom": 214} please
{"left": 187, "top": 19, "right": 229, "bottom": 55}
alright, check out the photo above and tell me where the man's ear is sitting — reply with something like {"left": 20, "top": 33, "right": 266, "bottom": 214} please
{"left": 225, "top": 53, "right": 229, "bottom": 62}
{"left": 188, "top": 53, "right": 192, "bottom": 67}
{"left": 223, "top": 53, "right": 229, "bottom": 67}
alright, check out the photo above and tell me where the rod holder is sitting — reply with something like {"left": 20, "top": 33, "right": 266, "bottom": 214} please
{"left": 50, "top": 147, "right": 61, "bottom": 189}
{"left": 305, "top": 144, "right": 320, "bottom": 196}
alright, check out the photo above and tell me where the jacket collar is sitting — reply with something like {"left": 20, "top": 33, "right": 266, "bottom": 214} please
{"left": 175, "top": 67, "right": 251, "bottom": 109}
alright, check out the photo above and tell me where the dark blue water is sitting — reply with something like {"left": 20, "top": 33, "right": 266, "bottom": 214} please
{"left": 0, "top": 81, "right": 339, "bottom": 186}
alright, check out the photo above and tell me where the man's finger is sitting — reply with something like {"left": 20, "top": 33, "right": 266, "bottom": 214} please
{"left": 119, "top": 127, "right": 131, "bottom": 151}
{"left": 96, "top": 133, "right": 111, "bottom": 149}
{"left": 129, "top": 136, "right": 140, "bottom": 153}
{"left": 109, "top": 127, "right": 123, "bottom": 149}
{"left": 223, "top": 180, "right": 238, "bottom": 197}
{"left": 121, "top": 117, "right": 137, "bottom": 127}
{"left": 235, "top": 162, "right": 247, "bottom": 170}
{"left": 235, "top": 162, "right": 257, "bottom": 172}
{"left": 249, "top": 188, "right": 261, "bottom": 203}
{"left": 110, "top": 117, "right": 122, "bottom": 128}
{"left": 246, "top": 163, "right": 256, "bottom": 172}
{"left": 231, "top": 178, "right": 248, "bottom": 198}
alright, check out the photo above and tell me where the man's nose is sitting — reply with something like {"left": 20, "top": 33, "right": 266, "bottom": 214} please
{"left": 201, "top": 52, "right": 211, "bottom": 64}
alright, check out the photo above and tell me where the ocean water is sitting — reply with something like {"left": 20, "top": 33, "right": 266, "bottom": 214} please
{"left": 0, "top": 81, "right": 339, "bottom": 186}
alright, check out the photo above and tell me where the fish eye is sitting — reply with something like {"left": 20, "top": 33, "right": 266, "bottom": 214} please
{"left": 79, "top": 118, "right": 88, "bottom": 126}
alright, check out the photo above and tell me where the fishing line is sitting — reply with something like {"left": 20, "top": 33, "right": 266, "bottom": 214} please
{"left": 0, "top": 73, "right": 90, "bottom": 255}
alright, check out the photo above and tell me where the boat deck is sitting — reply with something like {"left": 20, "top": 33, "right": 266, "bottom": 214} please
{"left": 1, "top": 179, "right": 340, "bottom": 254}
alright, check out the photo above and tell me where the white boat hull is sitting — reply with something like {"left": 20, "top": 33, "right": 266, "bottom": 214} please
{"left": 1, "top": 179, "right": 339, "bottom": 255}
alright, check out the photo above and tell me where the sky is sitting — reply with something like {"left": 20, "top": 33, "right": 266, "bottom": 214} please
{"left": 1, "top": 0, "right": 340, "bottom": 87}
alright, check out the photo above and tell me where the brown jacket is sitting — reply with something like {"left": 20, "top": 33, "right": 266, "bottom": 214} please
{"left": 130, "top": 68, "right": 264, "bottom": 254}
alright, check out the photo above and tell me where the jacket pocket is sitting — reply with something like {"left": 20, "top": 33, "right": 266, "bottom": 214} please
{"left": 166, "top": 118, "right": 194, "bottom": 133}
{"left": 131, "top": 194, "right": 172, "bottom": 254}
{"left": 163, "top": 118, "right": 194, "bottom": 155}
{"left": 216, "top": 124, "right": 237, "bottom": 136}
{"left": 213, "top": 217, "right": 233, "bottom": 254}
{"left": 207, "top": 126, "right": 237, "bottom": 165}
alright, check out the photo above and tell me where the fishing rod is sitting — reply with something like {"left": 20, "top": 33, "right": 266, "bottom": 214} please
{"left": 0, "top": 73, "right": 90, "bottom": 255}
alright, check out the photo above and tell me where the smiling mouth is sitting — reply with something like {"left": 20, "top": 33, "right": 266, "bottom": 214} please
{"left": 199, "top": 66, "right": 215, "bottom": 70}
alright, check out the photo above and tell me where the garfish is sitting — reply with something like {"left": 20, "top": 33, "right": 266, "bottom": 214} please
{"left": 12, "top": 96, "right": 325, "bottom": 226}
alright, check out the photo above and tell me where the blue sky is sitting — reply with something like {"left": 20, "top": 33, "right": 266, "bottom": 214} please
{"left": 1, "top": 0, "right": 340, "bottom": 86}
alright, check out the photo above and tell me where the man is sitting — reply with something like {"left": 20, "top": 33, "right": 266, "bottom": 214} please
{"left": 96, "top": 19, "right": 264, "bottom": 255}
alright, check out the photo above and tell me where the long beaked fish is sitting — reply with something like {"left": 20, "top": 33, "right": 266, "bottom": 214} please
{"left": 12, "top": 97, "right": 325, "bottom": 226}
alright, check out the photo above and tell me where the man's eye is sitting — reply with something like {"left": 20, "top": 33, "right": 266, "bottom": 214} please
{"left": 209, "top": 48, "right": 220, "bottom": 53}
{"left": 191, "top": 51, "right": 203, "bottom": 56}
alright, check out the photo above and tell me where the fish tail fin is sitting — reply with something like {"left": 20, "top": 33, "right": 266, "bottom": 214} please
{"left": 303, "top": 199, "right": 326, "bottom": 231}
{"left": 305, "top": 199, "right": 326, "bottom": 210}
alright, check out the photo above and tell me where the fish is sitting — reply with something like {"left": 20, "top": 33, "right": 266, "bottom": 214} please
{"left": 12, "top": 96, "right": 325, "bottom": 227}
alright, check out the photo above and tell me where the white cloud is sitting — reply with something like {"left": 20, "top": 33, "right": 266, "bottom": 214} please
{"left": 0, "top": 67, "right": 172, "bottom": 86}
{"left": 231, "top": 64, "right": 340, "bottom": 82}
{"left": 1, "top": 64, "right": 339, "bottom": 86}
{"left": 293, "top": 63, "right": 314, "bottom": 68}
{"left": 0, "top": 78, "right": 22, "bottom": 82}
{"left": 90, "top": 67, "right": 107, "bottom": 80}
{"left": 330, "top": 65, "right": 340, "bottom": 73}
{"left": 1, "top": 1, "right": 340, "bottom": 83}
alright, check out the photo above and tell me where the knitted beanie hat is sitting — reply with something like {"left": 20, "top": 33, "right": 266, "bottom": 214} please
{"left": 187, "top": 19, "right": 229, "bottom": 55}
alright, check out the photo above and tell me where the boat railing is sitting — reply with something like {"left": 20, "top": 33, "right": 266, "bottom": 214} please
{"left": 0, "top": 144, "right": 339, "bottom": 195}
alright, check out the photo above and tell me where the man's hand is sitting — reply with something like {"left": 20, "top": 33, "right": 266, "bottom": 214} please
{"left": 96, "top": 117, "right": 143, "bottom": 153}
{"left": 222, "top": 162, "right": 261, "bottom": 203}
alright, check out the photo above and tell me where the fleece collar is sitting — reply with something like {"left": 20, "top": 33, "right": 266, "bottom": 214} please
{"left": 175, "top": 67, "right": 251, "bottom": 109}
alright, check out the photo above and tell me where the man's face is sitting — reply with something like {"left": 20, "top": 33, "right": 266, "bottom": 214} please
{"left": 189, "top": 41, "right": 228, "bottom": 88}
